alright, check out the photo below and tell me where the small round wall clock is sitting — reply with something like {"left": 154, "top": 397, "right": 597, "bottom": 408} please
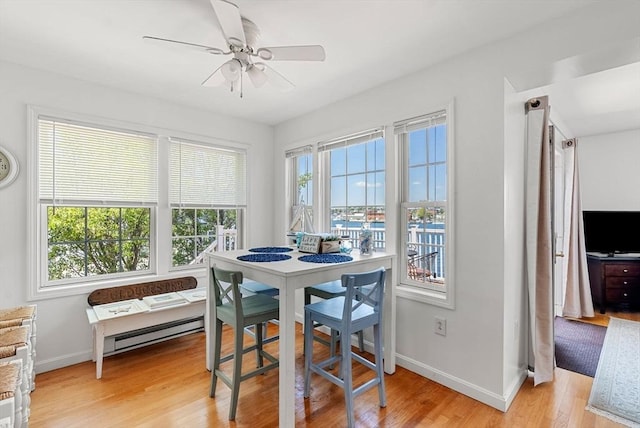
{"left": 0, "top": 145, "right": 19, "bottom": 189}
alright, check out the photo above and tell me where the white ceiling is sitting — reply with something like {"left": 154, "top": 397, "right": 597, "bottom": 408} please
{"left": 1, "top": 0, "right": 638, "bottom": 135}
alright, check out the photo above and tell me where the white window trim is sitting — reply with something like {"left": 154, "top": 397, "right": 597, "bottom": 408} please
{"left": 26, "top": 105, "right": 245, "bottom": 300}
{"left": 396, "top": 99, "right": 455, "bottom": 310}
{"left": 319, "top": 129, "right": 386, "bottom": 240}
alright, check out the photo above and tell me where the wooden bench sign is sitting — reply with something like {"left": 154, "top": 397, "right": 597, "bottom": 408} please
{"left": 87, "top": 277, "right": 197, "bottom": 306}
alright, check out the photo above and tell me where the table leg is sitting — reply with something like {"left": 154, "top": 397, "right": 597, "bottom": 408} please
{"left": 278, "top": 283, "right": 296, "bottom": 427}
{"left": 383, "top": 269, "right": 396, "bottom": 374}
{"left": 95, "top": 323, "right": 105, "bottom": 379}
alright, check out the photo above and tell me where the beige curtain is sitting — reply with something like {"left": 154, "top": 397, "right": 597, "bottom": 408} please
{"left": 561, "top": 139, "right": 594, "bottom": 318}
{"left": 525, "top": 96, "right": 554, "bottom": 386}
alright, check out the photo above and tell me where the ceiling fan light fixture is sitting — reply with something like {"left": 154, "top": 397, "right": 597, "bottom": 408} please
{"left": 256, "top": 48, "right": 273, "bottom": 61}
{"left": 221, "top": 59, "right": 242, "bottom": 82}
{"left": 247, "top": 64, "right": 268, "bottom": 88}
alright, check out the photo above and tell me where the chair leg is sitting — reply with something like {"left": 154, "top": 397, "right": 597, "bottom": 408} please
{"left": 229, "top": 325, "right": 244, "bottom": 420}
{"left": 342, "top": 343, "right": 355, "bottom": 428}
{"left": 209, "top": 319, "right": 223, "bottom": 398}
{"left": 357, "top": 330, "right": 364, "bottom": 352}
{"left": 303, "top": 310, "right": 313, "bottom": 398}
{"left": 330, "top": 329, "right": 338, "bottom": 358}
{"left": 303, "top": 291, "right": 311, "bottom": 356}
{"left": 255, "top": 322, "right": 264, "bottom": 368}
{"left": 373, "top": 323, "right": 386, "bottom": 407}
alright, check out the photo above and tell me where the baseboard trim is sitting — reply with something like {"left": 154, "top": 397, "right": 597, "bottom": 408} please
{"left": 395, "top": 354, "right": 527, "bottom": 412}
{"left": 35, "top": 350, "right": 92, "bottom": 374}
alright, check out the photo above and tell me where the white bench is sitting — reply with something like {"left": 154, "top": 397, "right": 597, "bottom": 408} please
{"left": 85, "top": 277, "right": 205, "bottom": 379}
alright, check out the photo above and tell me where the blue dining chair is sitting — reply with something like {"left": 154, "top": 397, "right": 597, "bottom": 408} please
{"left": 304, "top": 281, "right": 365, "bottom": 360}
{"left": 209, "top": 267, "right": 280, "bottom": 420}
{"left": 303, "top": 268, "right": 386, "bottom": 428}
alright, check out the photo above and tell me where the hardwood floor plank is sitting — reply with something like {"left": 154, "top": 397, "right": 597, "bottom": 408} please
{"left": 29, "top": 323, "right": 626, "bottom": 427}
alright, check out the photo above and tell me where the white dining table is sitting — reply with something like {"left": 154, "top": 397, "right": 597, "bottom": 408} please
{"left": 206, "top": 248, "right": 396, "bottom": 428}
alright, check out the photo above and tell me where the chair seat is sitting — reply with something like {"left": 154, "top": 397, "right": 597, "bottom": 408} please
{"left": 241, "top": 281, "right": 280, "bottom": 298}
{"left": 216, "top": 294, "right": 280, "bottom": 326}
{"left": 305, "top": 297, "right": 376, "bottom": 329}
{"left": 305, "top": 280, "right": 366, "bottom": 357}
{"left": 306, "top": 280, "right": 344, "bottom": 299}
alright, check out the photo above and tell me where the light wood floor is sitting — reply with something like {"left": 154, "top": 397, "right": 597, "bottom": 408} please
{"left": 565, "top": 308, "right": 640, "bottom": 327}
{"left": 29, "top": 322, "right": 629, "bottom": 428}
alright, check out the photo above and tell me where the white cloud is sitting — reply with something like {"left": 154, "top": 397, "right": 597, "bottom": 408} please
{"left": 355, "top": 181, "right": 382, "bottom": 188}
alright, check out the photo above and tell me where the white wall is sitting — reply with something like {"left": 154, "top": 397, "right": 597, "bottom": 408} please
{"left": 503, "top": 78, "right": 528, "bottom": 402}
{"left": 0, "top": 0, "right": 637, "bottom": 411}
{"left": 579, "top": 128, "right": 640, "bottom": 210}
{"left": 274, "top": 1, "right": 640, "bottom": 411}
{"left": 0, "top": 60, "right": 274, "bottom": 372}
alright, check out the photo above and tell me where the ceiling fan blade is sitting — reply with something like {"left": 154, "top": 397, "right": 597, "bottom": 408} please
{"left": 142, "top": 36, "right": 225, "bottom": 55}
{"left": 256, "top": 45, "right": 326, "bottom": 61}
{"left": 259, "top": 63, "right": 295, "bottom": 91}
{"left": 210, "top": 0, "right": 246, "bottom": 48}
{"left": 201, "top": 64, "right": 227, "bottom": 87}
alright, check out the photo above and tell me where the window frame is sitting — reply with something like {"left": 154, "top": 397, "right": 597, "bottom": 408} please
{"left": 396, "top": 100, "right": 456, "bottom": 309}
{"left": 318, "top": 128, "right": 386, "bottom": 249}
{"left": 27, "top": 106, "right": 247, "bottom": 300}
{"left": 168, "top": 137, "right": 248, "bottom": 268}
{"left": 170, "top": 206, "right": 244, "bottom": 268}
{"left": 41, "top": 204, "right": 155, "bottom": 287}
{"left": 286, "top": 145, "right": 314, "bottom": 234}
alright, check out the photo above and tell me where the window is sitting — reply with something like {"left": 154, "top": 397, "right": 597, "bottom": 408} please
{"left": 47, "top": 207, "right": 151, "bottom": 280}
{"left": 397, "top": 108, "right": 453, "bottom": 305}
{"left": 169, "top": 139, "right": 246, "bottom": 267}
{"left": 286, "top": 146, "right": 313, "bottom": 234}
{"left": 319, "top": 129, "right": 385, "bottom": 249}
{"left": 31, "top": 110, "right": 248, "bottom": 294}
{"left": 37, "top": 117, "right": 158, "bottom": 286}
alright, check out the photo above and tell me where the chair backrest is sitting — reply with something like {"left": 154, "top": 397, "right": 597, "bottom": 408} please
{"left": 210, "top": 267, "right": 244, "bottom": 317}
{"left": 341, "top": 268, "right": 386, "bottom": 325}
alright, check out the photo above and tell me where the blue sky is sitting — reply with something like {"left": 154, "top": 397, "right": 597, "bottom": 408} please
{"left": 298, "top": 125, "right": 447, "bottom": 208}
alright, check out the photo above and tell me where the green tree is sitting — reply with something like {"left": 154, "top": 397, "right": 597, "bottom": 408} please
{"left": 171, "top": 208, "right": 238, "bottom": 266}
{"left": 48, "top": 207, "right": 150, "bottom": 280}
{"left": 297, "top": 172, "right": 312, "bottom": 204}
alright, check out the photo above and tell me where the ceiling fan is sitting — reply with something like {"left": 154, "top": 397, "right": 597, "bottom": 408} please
{"left": 143, "top": 0, "right": 326, "bottom": 97}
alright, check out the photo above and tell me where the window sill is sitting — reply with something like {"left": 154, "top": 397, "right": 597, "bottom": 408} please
{"left": 396, "top": 283, "right": 455, "bottom": 310}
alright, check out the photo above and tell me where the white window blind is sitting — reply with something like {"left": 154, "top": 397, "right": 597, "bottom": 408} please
{"left": 38, "top": 117, "right": 158, "bottom": 204}
{"left": 169, "top": 139, "right": 247, "bottom": 207}
{"left": 285, "top": 145, "right": 312, "bottom": 158}
{"left": 393, "top": 110, "right": 446, "bottom": 134}
{"left": 318, "top": 128, "right": 384, "bottom": 152}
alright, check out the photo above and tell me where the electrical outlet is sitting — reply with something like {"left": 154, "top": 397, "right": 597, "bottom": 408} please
{"left": 435, "top": 316, "right": 446, "bottom": 336}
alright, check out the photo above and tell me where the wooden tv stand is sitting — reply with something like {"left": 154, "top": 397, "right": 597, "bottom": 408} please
{"left": 587, "top": 253, "right": 640, "bottom": 314}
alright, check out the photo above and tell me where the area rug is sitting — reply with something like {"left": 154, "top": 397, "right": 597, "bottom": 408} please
{"left": 586, "top": 317, "right": 640, "bottom": 427}
{"left": 555, "top": 316, "right": 606, "bottom": 377}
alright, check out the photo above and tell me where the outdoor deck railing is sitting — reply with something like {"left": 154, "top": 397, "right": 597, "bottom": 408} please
{"left": 331, "top": 224, "right": 446, "bottom": 278}
{"left": 194, "top": 225, "right": 445, "bottom": 279}
{"left": 191, "top": 227, "right": 237, "bottom": 264}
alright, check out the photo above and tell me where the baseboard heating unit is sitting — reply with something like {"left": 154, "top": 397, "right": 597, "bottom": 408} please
{"left": 103, "top": 315, "right": 204, "bottom": 355}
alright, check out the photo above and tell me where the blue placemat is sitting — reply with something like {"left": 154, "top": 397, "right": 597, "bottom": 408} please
{"left": 298, "top": 254, "right": 353, "bottom": 264}
{"left": 248, "top": 246, "right": 293, "bottom": 253}
{"left": 237, "top": 253, "right": 292, "bottom": 262}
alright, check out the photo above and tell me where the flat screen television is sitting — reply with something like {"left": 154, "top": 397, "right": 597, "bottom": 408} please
{"left": 582, "top": 210, "right": 640, "bottom": 255}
